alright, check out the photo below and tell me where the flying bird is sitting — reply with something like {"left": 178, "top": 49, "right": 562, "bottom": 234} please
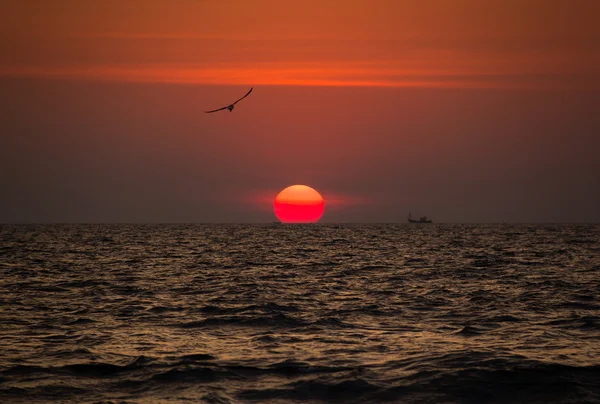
{"left": 204, "top": 87, "right": 253, "bottom": 113}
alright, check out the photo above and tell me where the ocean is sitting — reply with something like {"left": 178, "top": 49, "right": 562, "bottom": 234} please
{"left": 1, "top": 224, "right": 599, "bottom": 403}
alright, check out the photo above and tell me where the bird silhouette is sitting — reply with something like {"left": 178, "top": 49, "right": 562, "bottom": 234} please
{"left": 205, "top": 87, "right": 253, "bottom": 113}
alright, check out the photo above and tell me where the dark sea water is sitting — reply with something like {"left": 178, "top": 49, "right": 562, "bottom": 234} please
{"left": 1, "top": 224, "right": 599, "bottom": 403}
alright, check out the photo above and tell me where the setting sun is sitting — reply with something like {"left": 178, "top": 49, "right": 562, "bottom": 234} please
{"left": 274, "top": 185, "right": 325, "bottom": 223}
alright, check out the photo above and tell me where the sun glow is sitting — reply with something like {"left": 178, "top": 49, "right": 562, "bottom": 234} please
{"left": 274, "top": 185, "right": 325, "bottom": 223}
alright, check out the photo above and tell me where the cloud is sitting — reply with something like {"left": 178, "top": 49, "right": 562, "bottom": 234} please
{"left": 1, "top": 63, "right": 593, "bottom": 90}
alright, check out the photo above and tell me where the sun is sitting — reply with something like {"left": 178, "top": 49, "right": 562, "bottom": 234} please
{"left": 274, "top": 185, "right": 325, "bottom": 223}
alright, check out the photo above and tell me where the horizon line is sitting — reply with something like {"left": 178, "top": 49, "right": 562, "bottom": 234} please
{"left": 2, "top": 222, "right": 598, "bottom": 225}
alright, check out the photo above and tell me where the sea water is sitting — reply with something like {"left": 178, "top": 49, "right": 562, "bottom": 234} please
{"left": 1, "top": 224, "right": 599, "bottom": 403}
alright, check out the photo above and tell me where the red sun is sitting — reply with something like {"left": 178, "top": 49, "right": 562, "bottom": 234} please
{"left": 274, "top": 185, "right": 325, "bottom": 223}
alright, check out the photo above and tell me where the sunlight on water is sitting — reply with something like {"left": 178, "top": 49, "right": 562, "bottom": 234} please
{"left": 1, "top": 224, "right": 599, "bottom": 403}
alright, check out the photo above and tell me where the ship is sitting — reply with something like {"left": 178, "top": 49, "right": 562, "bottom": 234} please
{"left": 408, "top": 212, "right": 432, "bottom": 223}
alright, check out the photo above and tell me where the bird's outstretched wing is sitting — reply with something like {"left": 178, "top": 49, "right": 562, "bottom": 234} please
{"left": 232, "top": 87, "right": 253, "bottom": 105}
{"left": 204, "top": 87, "right": 253, "bottom": 113}
{"left": 204, "top": 106, "right": 229, "bottom": 113}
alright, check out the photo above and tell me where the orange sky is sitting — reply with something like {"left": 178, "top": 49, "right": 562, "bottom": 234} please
{"left": 2, "top": 0, "right": 598, "bottom": 89}
{"left": 1, "top": 1, "right": 599, "bottom": 222}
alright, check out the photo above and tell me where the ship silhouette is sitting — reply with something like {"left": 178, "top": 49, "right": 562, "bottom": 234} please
{"left": 408, "top": 212, "right": 433, "bottom": 223}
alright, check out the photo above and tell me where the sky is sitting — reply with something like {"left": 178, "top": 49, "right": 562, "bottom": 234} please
{"left": 1, "top": 0, "right": 599, "bottom": 223}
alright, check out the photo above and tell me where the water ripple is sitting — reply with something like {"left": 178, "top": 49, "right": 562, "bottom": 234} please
{"left": 1, "top": 223, "right": 599, "bottom": 403}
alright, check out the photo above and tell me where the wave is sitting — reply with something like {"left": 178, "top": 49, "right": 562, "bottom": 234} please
{"left": 544, "top": 315, "right": 600, "bottom": 330}
{"left": 1, "top": 356, "right": 153, "bottom": 378}
{"left": 2, "top": 223, "right": 599, "bottom": 403}
{"left": 455, "top": 325, "right": 484, "bottom": 336}
{"left": 179, "top": 313, "right": 308, "bottom": 329}
{"left": 66, "top": 317, "right": 96, "bottom": 325}
{"left": 237, "top": 363, "right": 600, "bottom": 403}
{"left": 197, "top": 302, "right": 300, "bottom": 315}
{"left": 2, "top": 356, "right": 599, "bottom": 403}
{"left": 178, "top": 353, "right": 216, "bottom": 362}
{"left": 238, "top": 378, "right": 380, "bottom": 402}
{"left": 148, "top": 366, "right": 236, "bottom": 384}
